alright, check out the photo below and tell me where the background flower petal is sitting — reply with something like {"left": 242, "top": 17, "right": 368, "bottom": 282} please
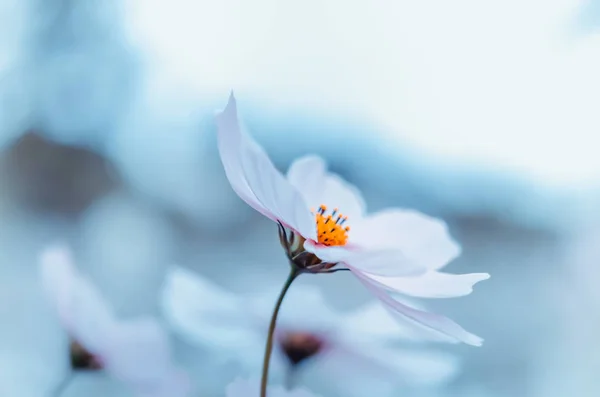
{"left": 161, "top": 266, "right": 262, "bottom": 355}
{"left": 376, "top": 348, "right": 460, "bottom": 386}
{"left": 226, "top": 378, "right": 321, "bottom": 397}
{"left": 314, "top": 342, "right": 459, "bottom": 394}
{"left": 256, "top": 282, "right": 343, "bottom": 331}
{"left": 104, "top": 317, "right": 178, "bottom": 386}
{"left": 133, "top": 370, "right": 191, "bottom": 397}
{"left": 39, "top": 244, "right": 116, "bottom": 353}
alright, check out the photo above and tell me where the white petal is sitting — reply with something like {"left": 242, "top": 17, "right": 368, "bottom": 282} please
{"left": 376, "top": 349, "right": 460, "bottom": 386}
{"left": 350, "top": 209, "right": 461, "bottom": 270}
{"left": 215, "top": 93, "right": 275, "bottom": 219}
{"left": 341, "top": 300, "right": 435, "bottom": 342}
{"left": 287, "top": 155, "right": 366, "bottom": 220}
{"left": 315, "top": 341, "right": 397, "bottom": 380}
{"left": 365, "top": 271, "right": 490, "bottom": 299}
{"left": 134, "top": 371, "right": 191, "bottom": 397}
{"left": 319, "top": 340, "right": 459, "bottom": 389}
{"left": 104, "top": 318, "right": 176, "bottom": 384}
{"left": 355, "top": 272, "right": 483, "bottom": 346}
{"left": 275, "top": 283, "right": 342, "bottom": 330}
{"left": 216, "top": 94, "right": 315, "bottom": 239}
{"left": 344, "top": 299, "right": 459, "bottom": 344}
{"left": 161, "top": 266, "right": 261, "bottom": 353}
{"left": 305, "top": 241, "right": 425, "bottom": 277}
{"left": 305, "top": 342, "right": 402, "bottom": 397}
{"left": 39, "top": 244, "right": 115, "bottom": 353}
{"left": 226, "top": 378, "right": 321, "bottom": 397}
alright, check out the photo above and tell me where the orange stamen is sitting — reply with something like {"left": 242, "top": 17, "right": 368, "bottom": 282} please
{"left": 313, "top": 205, "right": 350, "bottom": 246}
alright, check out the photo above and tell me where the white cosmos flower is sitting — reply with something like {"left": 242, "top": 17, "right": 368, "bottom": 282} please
{"left": 162, "top": 267, "right": 460, "bottom": 397}
{"left": 215, "top": 93, "right": 489, "bottom": 346}
{"left": 226, "top": 378, "right": 320, "bottom": 397}
{"left": 39, "top": 244, "right": 190, "bottom": 397}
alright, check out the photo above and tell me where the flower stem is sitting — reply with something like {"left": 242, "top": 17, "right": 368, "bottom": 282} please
{"left": 260, "top": 268, "right": 299, "bottom": 397}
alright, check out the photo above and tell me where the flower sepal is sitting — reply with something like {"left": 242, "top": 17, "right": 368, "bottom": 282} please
{"left": 277, "top": 222, "right": 339, "bottom": 274}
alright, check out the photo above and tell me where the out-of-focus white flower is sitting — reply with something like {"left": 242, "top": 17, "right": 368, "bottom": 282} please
{"left": 226, "top": 378, "right": 320, "bottom": 397}
{"left": 39, "top": 244, "right": 190, "bottom": 397}
{"left": 162, "top": 267, "right": 459, "bottom": 397}
{"left": 78, "top": 192, "right": 176, "bottom": 317}
{"left": 215, "top": 94, "right": 489, "bottom": 345}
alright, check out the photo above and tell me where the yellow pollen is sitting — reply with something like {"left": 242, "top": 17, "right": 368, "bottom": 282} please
{"left": 313, "top": 204, "right": 350, "bottom": 246}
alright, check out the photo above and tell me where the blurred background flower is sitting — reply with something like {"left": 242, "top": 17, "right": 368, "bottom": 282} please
{"left": 0, "top": 0, "right": 598, "bottom": 396}
{"left": 162, "top": 267, "right": 459, "bottom": 397}
{"left": 39, "top": 244, "right": 189, "bottom": 397}
{"left": 226, "top": 378, "right": 320, "bottom": 397}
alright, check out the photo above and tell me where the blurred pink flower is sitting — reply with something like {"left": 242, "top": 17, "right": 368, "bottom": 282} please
{"left": 226, "top": 378, "right": 320, "bottom": 397}
{"left": 215, "top": 94, "right": 489, "bottom": 345}
{"left": 39, "top": 244, "right": 190, "bottom": 397}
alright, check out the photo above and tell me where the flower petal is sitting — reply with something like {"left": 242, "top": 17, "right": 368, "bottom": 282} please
{"left": 309, "top": 343, "right": 398, "bottom": 396}
{"left": 319, "top": 341, "right": 459, "bottom": 390}
{"left": 268, "top": 283, "right": 342, "bottom": 330}
{"left": 39, "top": 244, "right": 116, "bottom": 353}
{"left": 287, "top": 155, "right": 366, "bottom": 220}
{"left": 161, "top": 266, "right": 262, "bottom": 354}
{"left": 365, "top": 271, "right": 490, "bottom": 299}
{"left": 377, "top": 348, "right": 460, "bottom": 386}
{"left": 215, "top": 94, "right": 275, "bottom": 219}
{"left": 305, "top": 241, "right": 426, "bottom": 277}
{"left": 104, "top": 318, "right": 177, "bottom": 385}
{"left": 354, "top": 272, "right": 484, "bottom": 346}
{"left": 341, "top": 300, "right": 442, "bottom": 343}
{"left": 226, "top": 378, "right": 321, "bottom": 397}
{"left": 133, "top": 371, "right": 191, "bottom": 397}
{"left": 350, "top": 209, "right": 461, "bottom": 270}
{"left": 216, "top": 94, "right": 315, "bottom": 239}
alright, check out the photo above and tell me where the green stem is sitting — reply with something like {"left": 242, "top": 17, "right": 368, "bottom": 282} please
{"left": 260, "top": 268, "right": 299, "bottom": 397}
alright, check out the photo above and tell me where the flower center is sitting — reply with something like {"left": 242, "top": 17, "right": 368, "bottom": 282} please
{"left": 70, "top": 340, "right": 103, "bottom": 371}
{"left": 313, "top": 205, "right": 350, "bottom": 246}
{"left": 279, "top": 331, "right": 324, "bottom": 366}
